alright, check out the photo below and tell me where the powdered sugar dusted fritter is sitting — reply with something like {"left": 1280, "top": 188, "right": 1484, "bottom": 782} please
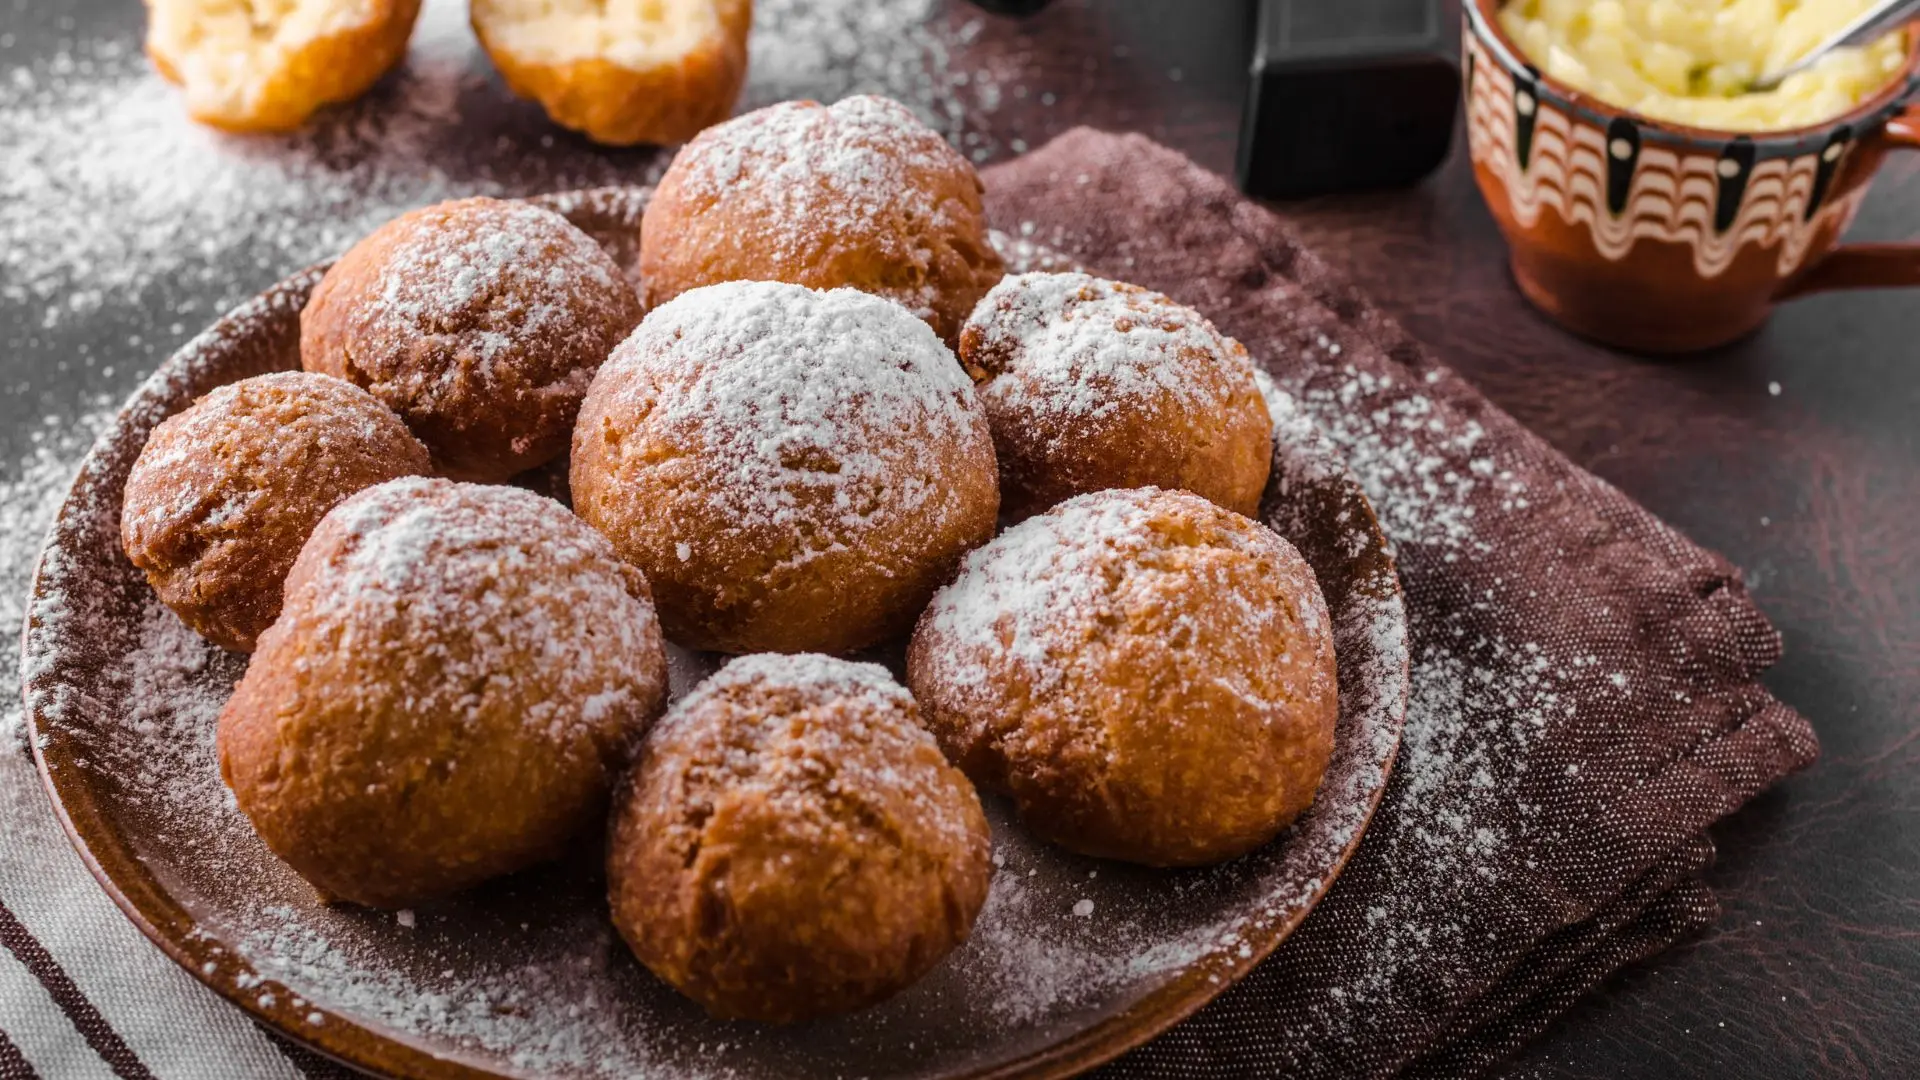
{"left": 609, "top": 653, "right": 992, "bottom": 1024}
{"left": 639, "top": 95, "right": 1004, "bottom": 346}
{"left": 571, "top": 280, "right": 999, "bottom": 654}
{"left": 301, "top": 196, "right": 643, "bottom": 482}
{"left": 218, "top": 477, "right": 670, "bottom": 909}
{"left": 909, "top": 486, "right": 1338, "bottom": 867}
{"left": 120, "top": 370, "right": 430, "bottom": 652}
{"left": 958, "top": 271, "right": 1273, "bottom": 521}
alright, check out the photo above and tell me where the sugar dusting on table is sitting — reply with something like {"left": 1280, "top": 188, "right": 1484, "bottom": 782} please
{"left": 0, "top": 0, "right": 1004, "bottom": 333}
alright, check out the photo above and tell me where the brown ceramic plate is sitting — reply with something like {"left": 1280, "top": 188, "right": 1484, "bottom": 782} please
{"left": 21, "top": 188, "right": 1409, "bottom": 1080}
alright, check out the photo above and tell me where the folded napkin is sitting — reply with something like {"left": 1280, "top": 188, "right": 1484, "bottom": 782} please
{"left": 978, "top": 131, "right": 1817, "bottom": 1078}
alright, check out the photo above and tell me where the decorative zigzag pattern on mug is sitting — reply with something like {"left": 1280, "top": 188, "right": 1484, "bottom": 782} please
{"left": 1465, "top": 34, "right": 1867, "bottom": 279}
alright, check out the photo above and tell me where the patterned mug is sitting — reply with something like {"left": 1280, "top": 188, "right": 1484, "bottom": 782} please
{"left": 1464, "top": 0, "right": 1920, "bottom": 352}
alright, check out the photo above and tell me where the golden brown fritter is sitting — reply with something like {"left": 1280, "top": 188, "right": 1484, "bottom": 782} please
{"left": 219, "top": 478, "right": 670, "bottom": 909}
{"left": 145, "top": 0, "right": 422, "bottom": 133}
{"left": 121, "top": 371, "right": 430, "bottom": 651}
{"left": 958, "top": 272, "right": 1273, "bottom": 522}
{"left": 908, "top": 487, "right": 1338, "bottom": 867}
{"left": 570, "top": 280, "right": 998, "bottom": 655}
{"left": 301, "top": 197, "right": 643, "bottom": 482}
{"left": 639, "top": 95, "right": 1004, "bottom": 347}
{"left": 470, "top": 0, "right": 751, "bottom": 146}
{"left": 609, "top": 653, "right": 992, "bottom": 1023}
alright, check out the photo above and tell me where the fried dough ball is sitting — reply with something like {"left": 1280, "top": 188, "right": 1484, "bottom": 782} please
{"left": 957, "top": 272, "right": 1273, "bottom": 521}
{"left": 218, "top": 478, "right": 670, "bottom": 909}
{"left": 570, "top": 280, "right": 999, "bottom": 655}
{"left": 145, "top": 0, "right": 422, "bottom": 132}
{"left": 120, "top": 371, "right": 430, "bottom": 652}
{"left": 301, "top": 197, "right": 644, "bottom": 482}
{"left": 609, "top": 653, "right": 992, "bottom": 1023}
{"left": 908, "top": 487, "right": 1338, "bottom": 867}
{"left": 471, "top": 0, "right": 751, "bottom": 146}
{"left": 639, "top": 95, "right": 1005, "bottom": 347}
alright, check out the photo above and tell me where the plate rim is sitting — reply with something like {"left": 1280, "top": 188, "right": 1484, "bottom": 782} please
{"left": 21, "top": 186, "right": 1410, "bottom": 1080}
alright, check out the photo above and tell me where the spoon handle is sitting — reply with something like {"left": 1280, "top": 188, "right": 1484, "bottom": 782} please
{"left": 1750, "top": 0, "right": 1920, "bottom": 91}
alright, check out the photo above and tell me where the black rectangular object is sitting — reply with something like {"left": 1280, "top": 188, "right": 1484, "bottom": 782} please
{"left": 1237, "top": 0, "right": 1460, "bottom": 199}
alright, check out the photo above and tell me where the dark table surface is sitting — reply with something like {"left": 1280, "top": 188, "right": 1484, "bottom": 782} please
{"left": 4, "top": 1, "right": 1915, "bottom": 1077}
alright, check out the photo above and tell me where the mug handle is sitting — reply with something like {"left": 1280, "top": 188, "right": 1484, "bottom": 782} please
{"left": 1776, "top": 102, "right": 1920, "bottom": 299}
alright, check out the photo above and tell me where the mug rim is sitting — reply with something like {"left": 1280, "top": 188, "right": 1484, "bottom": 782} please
{"left": 1469, "top": 0, "right": 1920, "bottom": 144}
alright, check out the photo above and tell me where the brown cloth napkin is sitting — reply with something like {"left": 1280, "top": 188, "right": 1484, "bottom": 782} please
{"left": 980, "top": 130, "right": 1819, "bottom": 1079}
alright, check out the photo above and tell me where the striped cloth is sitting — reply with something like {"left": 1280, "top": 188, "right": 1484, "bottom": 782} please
{"left": 0, "top": 740, "right": 351, "bottom": 1079}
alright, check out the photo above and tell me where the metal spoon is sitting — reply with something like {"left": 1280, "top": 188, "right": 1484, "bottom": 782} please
{"left": 1747, "top": 0, "right": 1920, "bottom": 92}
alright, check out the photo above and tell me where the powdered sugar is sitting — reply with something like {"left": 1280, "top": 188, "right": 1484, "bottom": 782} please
{"left": 228, "top": 906, "right": 672, "bottom": 1076}
{"left": 918, "top": 486, "right": 1327, "bottom": 718}
{"left": 952, "top": 847, "right": 1212, "bottom": 1028}
{"left": 692, "top": 651, "right": 910, "bottom": 710}
{"left": 1294, "top": 366, "right": 1526, "bottom": 560}
{"left": 1295, "top": 625, "right": 1573, "bottom": 1024}
{"left": 278, "top": 477, "right": 665, "bottom": 749}
{"left": 1256, "top": 352, "right": 1576, "bottom": 1036}
{"left": 923, "top": 489, "right": 1164, "bottom": 687}
{"left": 117, "top": 370, "right": 431, "bottom": 651}
{"left": 115, "top": 604, "right": 244, "bottom": 824}
{"left": 598, "top": 281, "right": 985, "bottom": 533}
{"left": 921, "top": 480, "right": 1328, "bottom": 730}
{"left": 660, "top": 652, "right": 926, "bottom": 762}
{"left": 358, "top": 199, "right": 626, "bottom": 359}
{"left": 2, "top": 3, "right": 477, "bottom": 333}
{"left": 691, "top": 94, "right": 946, "bottom": 202}
{"left": 662, "top": 95, "right": 983, "bottom": 324}
{"left": 965, "top": 271, "right": 1260, "bottom": 422}
{"left": 632, "top": 652, "right": 984, "bottom": 903}
{"left": 0, "top": 397, "right": 117, "bottom": 751}
{"left": 741, "top": 0, "right": 1007, "bottom": 158}
{"left": 1257, "top": 369, "right": 1347, "bottom": 490}
{"left": 1, "top": 0, "right": 1004, "bottom": 334}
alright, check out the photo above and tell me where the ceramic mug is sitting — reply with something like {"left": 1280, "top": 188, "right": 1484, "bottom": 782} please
{"left": 1464, "top": 0, "right": 1920, "bottom": 353}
